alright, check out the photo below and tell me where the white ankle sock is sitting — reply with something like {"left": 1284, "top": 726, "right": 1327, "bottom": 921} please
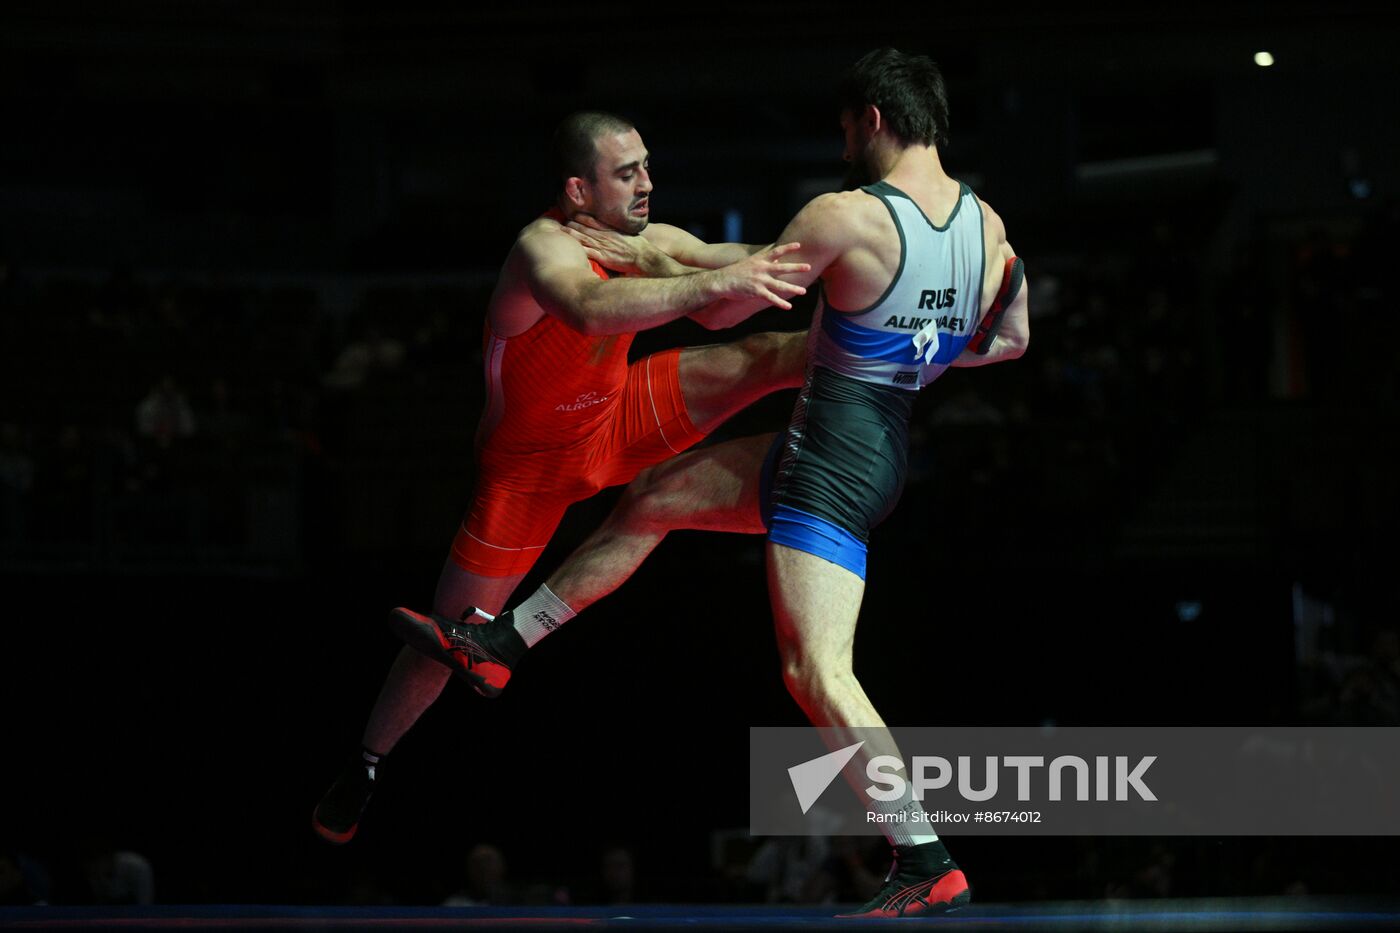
{"left": 511, "top": 584, "right": 576, "bottom": 648}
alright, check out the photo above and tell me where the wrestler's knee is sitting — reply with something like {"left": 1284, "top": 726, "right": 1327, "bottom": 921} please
{"left": 758, "top": 329, "right": 808, "bottom": 386}
{"left": 692, "top": 330, "right": 804, "bottom": 396}
{"left": 779, "top": 642, "right": 854, "bottom": 708}
{"left": 614, "top": 464, "right": 689, "bottom": 532}
{"left": 739, "top": 329, "right": 803, "bottom": 370}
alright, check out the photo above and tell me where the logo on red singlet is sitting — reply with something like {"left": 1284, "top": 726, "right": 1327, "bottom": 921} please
{"left": 555, "top": 391, "right": 611, "bottom": 413}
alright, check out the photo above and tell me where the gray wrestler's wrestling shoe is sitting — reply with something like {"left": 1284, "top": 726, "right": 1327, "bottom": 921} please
{"left": 388, "top": 606, "right": 526, "bottom": 698}
{"left": 836, "top": 844, "right": 971, "bottom": 919}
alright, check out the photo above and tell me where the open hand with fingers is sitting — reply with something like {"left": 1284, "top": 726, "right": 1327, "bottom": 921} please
{"left": 713, "top": 242, "right": 810, "bottom": 310}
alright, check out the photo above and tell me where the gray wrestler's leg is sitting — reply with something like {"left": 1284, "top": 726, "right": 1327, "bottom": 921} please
{"left": 767, "top": 542, "right": 935, "bottom": 844}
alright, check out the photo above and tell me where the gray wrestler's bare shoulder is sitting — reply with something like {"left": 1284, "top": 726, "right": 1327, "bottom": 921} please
{"left": 811, "top": 189, "right": 875, "bottom": 212}
{"left": 799, "top": 189, "right": 884, "bottom": 227}
{"left": 821, "top": 190, "right": 898, "bottom": 244}
{"left": 977, "top": 197, "right": 1008, "bottom": 244}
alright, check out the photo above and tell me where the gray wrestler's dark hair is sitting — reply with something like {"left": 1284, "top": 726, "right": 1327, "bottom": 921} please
{"left": 838, "top": 49, "right": 950, "bottom": 149}
{"left": 552, "top": 111, "right": 636, "bottom": 183}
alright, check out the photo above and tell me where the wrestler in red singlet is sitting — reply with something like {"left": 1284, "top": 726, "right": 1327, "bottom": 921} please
{"left": 450, "top": 209, "right": 705, "bottom": 577}
{"left": 313, "top": 112, "right": 809, "bottom": 850}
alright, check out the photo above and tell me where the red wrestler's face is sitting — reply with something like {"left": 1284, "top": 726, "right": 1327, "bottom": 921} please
{"left": 579, "top": 129, "right": 652, "bottom": 235}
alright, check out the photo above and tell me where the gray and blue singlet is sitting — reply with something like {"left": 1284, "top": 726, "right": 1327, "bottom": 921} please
{"left": 761, "top": 179, "right": 987, "bottom": 579}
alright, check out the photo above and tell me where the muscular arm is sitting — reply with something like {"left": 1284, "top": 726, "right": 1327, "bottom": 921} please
{"left": 951, "top": 213, "right": 1030, "bottom": 366}
{"left": 643, "top": 223, "right": 766, "bottom": 269}
{"left": 688, "top": 194, "right": 846, "bottom": 330}
{"left": 949, "top": 265, "right": 1029, "bottom": 366}
{"left": 522, "top": 224, "right": 807, "bottom": 337}
{"left": 563, "top": 217, "right": 761, "bottom": 278}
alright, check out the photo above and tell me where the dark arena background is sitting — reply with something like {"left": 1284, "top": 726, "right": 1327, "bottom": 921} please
{"left": 3, "top": 2, "right": 1399, "bottom": 931}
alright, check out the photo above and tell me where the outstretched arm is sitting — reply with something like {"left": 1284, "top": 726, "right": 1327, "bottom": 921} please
{"left": 520, "top": 224, "right": 810, "bottom": 336}
{"left": 642, "top": 223, "right": 766, "bottom": 268}
{"left": 563, "top": 216, "right": 763, "bottom": 276}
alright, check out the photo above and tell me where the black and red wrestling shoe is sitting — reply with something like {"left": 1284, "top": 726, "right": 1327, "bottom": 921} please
{"left": 388, "top": 606, "right": 525, "bottom": 698}
{"left": 836, "top": 844, "right": 971, "bottom": 919}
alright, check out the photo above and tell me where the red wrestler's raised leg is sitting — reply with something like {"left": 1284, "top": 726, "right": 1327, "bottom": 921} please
{"left": 677, "top": 329, "right": 806, "bottom": 433}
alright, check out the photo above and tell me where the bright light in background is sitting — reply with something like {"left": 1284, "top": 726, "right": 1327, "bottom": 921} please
{"left": 1254, "top": 51, "right": 1275, "bottom": 67}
